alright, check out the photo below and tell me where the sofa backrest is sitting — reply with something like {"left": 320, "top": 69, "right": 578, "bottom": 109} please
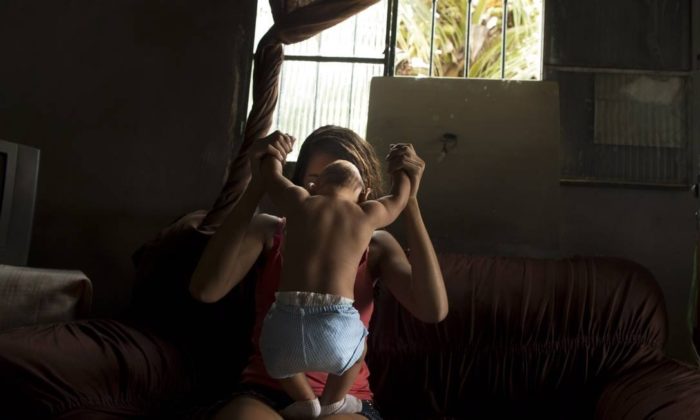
{"left": 129, "top": 216, "right": 669, "bottom": 416}
{"left": 367, "top": 254, "right": 667, "bottom": 418}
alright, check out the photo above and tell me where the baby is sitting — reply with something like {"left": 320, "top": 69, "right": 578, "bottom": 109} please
{"left": 258, "top": 151, "right": 410, "bottom": 419}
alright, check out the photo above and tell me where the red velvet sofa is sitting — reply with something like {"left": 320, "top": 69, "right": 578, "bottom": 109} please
{"left": 1, "top": 217, "right": 699, "bottom": 419}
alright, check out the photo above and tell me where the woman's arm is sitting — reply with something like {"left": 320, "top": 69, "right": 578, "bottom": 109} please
{"left": 260, "top": 155, "right": 309, "bottom": 215}
{"left": 373, "top": 144, "right": 448, "bottom": 323}
{"left": 189, "top": 132, "right": 293, "bottom": 303}
{"left": 190, "top": 179, "right": 269, "bottom": 303}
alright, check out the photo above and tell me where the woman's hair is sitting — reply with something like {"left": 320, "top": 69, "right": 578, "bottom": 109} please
{"left": 291, "top": 126, "right": 383, "bottom": 199}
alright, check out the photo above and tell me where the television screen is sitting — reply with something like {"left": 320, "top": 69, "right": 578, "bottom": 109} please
{"left": 0, "top": 152, "right": 6, "bottom": 210}
{"left": 0, "top": 140, "right": 40, "bottom": 265}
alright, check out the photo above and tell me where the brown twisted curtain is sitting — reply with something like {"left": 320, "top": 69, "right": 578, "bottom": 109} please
{"left": 200, "top": 0, "right": 380, "bottom": 231}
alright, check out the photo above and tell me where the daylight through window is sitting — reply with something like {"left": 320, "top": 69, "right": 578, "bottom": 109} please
{"left": 252, "top": 0, "right": 543, "bottom": 160}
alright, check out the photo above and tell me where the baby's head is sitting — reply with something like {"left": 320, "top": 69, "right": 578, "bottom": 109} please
{"left": 312, "top": 159, "right": 365, "bottom": 201}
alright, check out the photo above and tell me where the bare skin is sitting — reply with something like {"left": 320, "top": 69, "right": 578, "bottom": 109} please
{"left": 261, "top": 157, "right": 410, "bottom": 298}
{"left": 260, "top": 155, "right": 409, "bottom": 409}
{"left": 213, "top": 397, "right": 365, "bottom": 420}
{"left": 190, "top": 131, "right": 448, "bottom": 420}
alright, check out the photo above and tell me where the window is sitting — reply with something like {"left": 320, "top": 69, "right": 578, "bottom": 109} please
{"left": 395, "top": 0, "right": 543, "bottom": 79}
{"left": 252, "top": 0, "right": 544, "bottom": 160}
{"left": 557, "top": 70, "right": 692, "bottom": 187}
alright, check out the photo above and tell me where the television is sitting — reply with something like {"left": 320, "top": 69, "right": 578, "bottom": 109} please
{"left": 0, "top": 139, "right": 40, "bottom": 266}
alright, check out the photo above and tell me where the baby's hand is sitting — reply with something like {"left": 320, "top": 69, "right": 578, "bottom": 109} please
{"left": 249, "top": 131, "right": 295, "bottom": 179}
{"left": 386, "top": 143, "right": 424, "bottom": 198}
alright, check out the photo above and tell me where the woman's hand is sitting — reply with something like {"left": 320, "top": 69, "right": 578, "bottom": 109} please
{"left": 386, "top": 143, "right": 425, "bottom": 198}
{"left": 249, "top": 131, "right": 295, "bottom": 181}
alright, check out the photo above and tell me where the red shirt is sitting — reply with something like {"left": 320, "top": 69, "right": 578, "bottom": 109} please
{"left": 240, "top": 218, "right": 376, "bottom": 400}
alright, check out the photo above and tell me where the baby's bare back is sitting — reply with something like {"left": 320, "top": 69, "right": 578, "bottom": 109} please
{"left": 279, "top": 196, "right": 375, "bottom": 299}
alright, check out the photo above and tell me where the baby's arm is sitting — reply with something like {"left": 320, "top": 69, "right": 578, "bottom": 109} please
{"left": 360, "top": 170, "right": 411, "bottom": 229}
{"left": 260, "top": 156, "right": 309, "bottom": 214}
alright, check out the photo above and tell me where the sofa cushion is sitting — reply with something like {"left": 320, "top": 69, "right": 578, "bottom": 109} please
{"left": 596, "top": 358, "right": 700, "bottom": 419}
{"left": 0, "top": 265, "right": 92, "bottom": 331}
{"left": 368, "top": 254, "right": 668, "bottom": 418}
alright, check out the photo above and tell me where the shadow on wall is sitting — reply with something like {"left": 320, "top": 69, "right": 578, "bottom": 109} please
{"left": 0, "top": 0, "right": 257, "bottom": 316}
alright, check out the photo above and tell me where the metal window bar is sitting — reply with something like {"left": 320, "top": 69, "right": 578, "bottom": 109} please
{"left": 429, "top": 0, "right": 438, "bottom": 76}
{"left": 385, "top": 0, "right": 398, "bottom": 76}
{"left": 255, "top": 0, "right": 392, "bottom": 152}
{"left": 284, "top": 55, "right": 385, "bottom": 64}
{"left": 463, "top": 0, "right": 473, "bottom": 78}
{"left": 311, "top": 61, "right": 321, "bottom": 128}
{"left": 347, "top": 15, "right": 360, "bottom": 127}
{"left": 500, "top": 0, "right": 508, "bottom": 79}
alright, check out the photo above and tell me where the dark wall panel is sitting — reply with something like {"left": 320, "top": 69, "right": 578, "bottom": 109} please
{"left": 545, "top": 0, "right": 691, "bottom": 70}
{"left": 0, "top": 0, "right": 257, "bottom": 315}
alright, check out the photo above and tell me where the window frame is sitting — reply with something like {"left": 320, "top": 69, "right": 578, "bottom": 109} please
{"left": 258, "top": 0, "right": 544, "bottom": 85}
{"left": 248, "top": 0, "right": 545, "bottom": 159}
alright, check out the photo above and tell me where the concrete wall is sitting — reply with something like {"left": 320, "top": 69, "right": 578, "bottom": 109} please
{"left": 0, "top": 1, "right": 257, "bottom": 316}
{"left": 545, "top": 0, "right": 698, "bottom": 362}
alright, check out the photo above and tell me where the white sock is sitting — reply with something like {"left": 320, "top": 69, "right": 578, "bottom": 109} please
{"left": 320, "top": 394, "right": 363, "bottom": 416}
{"left": 280, "top": 398, "right": 321, "bottom": 420}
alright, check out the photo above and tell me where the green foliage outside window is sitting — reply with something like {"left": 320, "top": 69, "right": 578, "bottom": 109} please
{"left": 396, "top": 0, "right": 542, "bottom": 80}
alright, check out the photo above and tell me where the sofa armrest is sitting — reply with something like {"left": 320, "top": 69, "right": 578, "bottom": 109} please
{"left": 0, "top": 319, "right": 192, "bottom": 418}
{"left": 596, "top": 358, "right": 700, "bottom": 419}
{"left": 0, "top": 265, "right": 92, "bottom": 331}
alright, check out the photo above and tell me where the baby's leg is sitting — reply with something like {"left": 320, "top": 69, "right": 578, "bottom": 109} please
{"left": 278, "top": 373, "right": 321, "bottom": 419}
{"left": 319, "top": 340, "right": 367, "bottom": 415}
{"left": 279, "top": 373, "right": 316, "bottom": 401}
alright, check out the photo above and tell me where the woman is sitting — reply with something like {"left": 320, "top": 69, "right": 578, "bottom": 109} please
{"left": 190, "top": 126, "right": 448, "bottom": 420}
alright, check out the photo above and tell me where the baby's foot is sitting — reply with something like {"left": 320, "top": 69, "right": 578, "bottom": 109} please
{"left": 280, "top": 398, "right": 321, "bottom": 419}
{"left": 320, "top": 394, "right": 363, "bottom": 416}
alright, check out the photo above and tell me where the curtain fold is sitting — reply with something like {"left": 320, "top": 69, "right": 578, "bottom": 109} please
{"left": 201, "top": 0, "right": 380, "bottom": 230}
